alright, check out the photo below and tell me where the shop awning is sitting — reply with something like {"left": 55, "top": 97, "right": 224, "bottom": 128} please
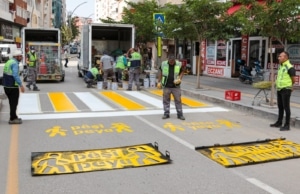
{"left": 227, "top": 1, "right": 266, "bottom": 15}
{"left": 227, "top": 4, "right": 242, "bottom": 15}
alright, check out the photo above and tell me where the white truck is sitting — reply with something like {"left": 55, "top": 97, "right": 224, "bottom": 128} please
{"left": 21, "top": 27, "right": 65, "bottom": 82}
{"left": 77, "top": 23, "right": 135, "bottom": 77}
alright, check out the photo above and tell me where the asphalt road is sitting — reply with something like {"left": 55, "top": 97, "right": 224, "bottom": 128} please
{"left": 1, "top": 58, "right": 300, "bottom": 194}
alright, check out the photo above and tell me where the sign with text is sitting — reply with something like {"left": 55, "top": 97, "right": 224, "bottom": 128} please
{"left": 206, "top": 46, "right": 215, "bottom": 65}
{"left": 207, "top": 66, "right": 224, "bottom": 76}
{"left": 197, "top": 139, "right": 300, "bottom": 167}
{"left": 216, "top": 40, "right": 226, "bottom": 66}
{"left": 31, "top": 143, "right": 171, "bottom": 175}
{"left": 241, "top": 35, "right": 248, "bottom": 61}
{"left": 287, "top": 44, "right": 300, "bottom": 65}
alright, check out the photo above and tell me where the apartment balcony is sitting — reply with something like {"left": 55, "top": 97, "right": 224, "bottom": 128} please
{"left": 1, "top": 10, "right": 15, "bottom": 22}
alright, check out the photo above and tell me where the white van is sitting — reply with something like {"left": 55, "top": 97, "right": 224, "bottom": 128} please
{"left": 0, "top": 44, "right": 18, "bottom": 63}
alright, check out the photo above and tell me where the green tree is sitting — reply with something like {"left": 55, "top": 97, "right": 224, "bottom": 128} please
{"left": 162, "top": 3, "right": 197, "bottom": 60}
{"left": 100, "top": 17, "right": 123, "bottom": 24}
{"left": 233, "top": 0, "right": 300, "bottom": 106}
{"left": 122, "top": 0, "right": 161, "bottom": 43}
{"left": 184, "top": 0, "right": 233, "bottom": 88}
{"left": 60, "top": 24, "right": 72, "bottom": 46}
{"left": 100, "top": 0, "right": 161, "bottom": 68}
{"left": 61, "top": 16, "right": 80, "bottom": 46}
{"left": 121, "top": 0, "right": 163, "bottom": 68}
{"left": 71, "top": 17, "right": 80, "bottom": 40}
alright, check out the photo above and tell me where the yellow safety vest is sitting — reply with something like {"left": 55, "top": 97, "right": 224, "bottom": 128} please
{"left": 276, "top": 60, "right": 293, "bottom": 90}
{"left": 161, "top": 60, "right": 181, "bottom": 86}
{"left": 27, "top": 52, "right": 37, "bottom": 67}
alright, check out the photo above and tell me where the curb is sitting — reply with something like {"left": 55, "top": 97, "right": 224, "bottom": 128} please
{"left": 181, "top": 88, "right": 299, "bottom": 128}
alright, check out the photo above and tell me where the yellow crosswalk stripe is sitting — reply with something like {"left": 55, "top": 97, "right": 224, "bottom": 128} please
{"left": 100, "top": 91, "right": 145, "bottom": 110}
{"left": 149, "top": 89, "right": 207, "bottom": 107}
{"left": 48, "top": 92, "right": 78, "bottom": 112}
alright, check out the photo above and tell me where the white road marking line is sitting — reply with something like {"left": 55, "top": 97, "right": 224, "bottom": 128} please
{"left": 246, "top": 178, "right": 283, "bottom": 194}
{"left": 19, "top": 107, "right": 228, "bottom": 120}
{"left": 124, "top": 91, "right": 175, "bottom": 108}
{"left": 231, "top": 170, "right": 284, "bottom": 194}
{"left": 18, "top": 93, "right": 41, "bottom": 114}
{"left": 74, "top": 92, "right": 114, "bottom": 111}
{"left": 136, "top": 115, "right": 195, "bottom": 150}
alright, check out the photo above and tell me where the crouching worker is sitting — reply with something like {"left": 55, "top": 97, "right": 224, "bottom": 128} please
{"left": 84, "top": 64, "right": 102, "bottom": 88}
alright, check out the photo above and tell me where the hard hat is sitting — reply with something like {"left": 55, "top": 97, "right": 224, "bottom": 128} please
{"left": 13, "top": 50, "right": 22, "bottom": 56}
{"left": 30, "top": 46, "right": 35, "bottom": 50}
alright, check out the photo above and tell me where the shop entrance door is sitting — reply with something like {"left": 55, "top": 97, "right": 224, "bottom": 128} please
{"left": 228, "top": 38, "right": 242, "bottom": 77}
{"left": 248, "top": 37, "right": 268, "bottom": 68}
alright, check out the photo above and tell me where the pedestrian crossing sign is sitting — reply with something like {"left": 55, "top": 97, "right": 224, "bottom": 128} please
{"left": 153, "top": 13, "right": 165, "bottom": 25}
{"left": 153, "top": 13, "right": 165, "bottom": 37}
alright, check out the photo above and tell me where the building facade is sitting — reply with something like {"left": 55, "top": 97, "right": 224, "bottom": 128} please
{"left": 0, "top": 0, "right": 27, "bottom": 45}
{"left": 0, "top": 0, "right": 64, "bottom": 46}
{"left": 52, "top": 0, "right": 63, "bottom": 28}
{"left": 95, "top": 0, "right": 119, "bottom": 23}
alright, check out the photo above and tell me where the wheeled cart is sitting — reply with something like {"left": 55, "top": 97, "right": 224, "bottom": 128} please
{"left": 252, "top": 81, "right": 272, "bottom": 106}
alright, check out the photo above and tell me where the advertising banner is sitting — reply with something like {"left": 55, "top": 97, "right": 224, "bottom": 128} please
{"left": 216, "top": 40, "right": 226, "bottom": 66}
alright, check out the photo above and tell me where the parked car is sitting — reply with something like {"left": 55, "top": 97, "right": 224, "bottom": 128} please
{"left": 70, "top": 46, "right": 78, "bottom": 54}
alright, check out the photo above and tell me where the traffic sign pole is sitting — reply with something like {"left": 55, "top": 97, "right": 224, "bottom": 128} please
{"left": 153, "top": 13, "right": 165, "bottom": 69}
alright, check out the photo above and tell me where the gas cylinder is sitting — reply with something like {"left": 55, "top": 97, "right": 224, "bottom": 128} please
{"left": 40, "top": 62, "right": 47, "bottom": 74}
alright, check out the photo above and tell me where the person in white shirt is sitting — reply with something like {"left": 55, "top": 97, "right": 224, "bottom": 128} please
{"left": 100, "top": 51, "right": 116, "bottom": 89}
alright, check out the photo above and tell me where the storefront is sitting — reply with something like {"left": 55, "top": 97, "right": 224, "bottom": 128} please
{"left": 192, "top": 37, "right": 300, "bottom": 86}
{"left": 0, "top": 22, "right": 22, "bottom": 46}
{"left": 0, "top": 23, "right": 14, "bottom": 43}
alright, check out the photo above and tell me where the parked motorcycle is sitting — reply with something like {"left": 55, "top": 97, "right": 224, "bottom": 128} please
{"left": 184, "top": 63, "right": 192, "bottom": 75}
{"left": 239, "top": 60, "right": 264, "bottom": 84}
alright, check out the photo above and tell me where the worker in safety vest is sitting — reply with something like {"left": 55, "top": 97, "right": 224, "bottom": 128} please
{"left": 84, "top": 63, "right": 102, "bottom": 88}
{"left": 127, "top": 48, "right": 142, "bottom": 91}
{"left": 157, "top": 55, "right": 185, "bottom": 120}
{"left": 270, "top": 51, "right": 296, "bottom": 131}
{"left": 2, "top": 50, "right": 25, "bottom": 124}
{"left": 26, "top": 46, "right": 40, "bottom": 91}
{"left": 115, "top": 51, "right": 127, "bottom": 87}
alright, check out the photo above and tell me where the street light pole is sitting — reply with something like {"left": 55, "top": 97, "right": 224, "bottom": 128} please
{"left": 84, "top": 14, "right": 94, "bottom": 24}
{"left": 68, "top": 1, "right": 87, "bottom": 25}
{"left": 67, "top": 1, "right": 87, "bottom": 45}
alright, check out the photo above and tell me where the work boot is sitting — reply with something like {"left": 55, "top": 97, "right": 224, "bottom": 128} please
{"left": 33, "top": 87, "right": 40, "bottom": 91}
{"left": 177, "top": 115, "right": 186, "bottom": 120}
{"left": 162, "top": 114, "right": 170, "bottom": 119}
{"left": 26, "top": 84, "right": 31, "bottom": 90}
{"left": 9, "top": 118, "right": 22, "bottom": 125}
{"left": 270, "top": 121, "right": 282, "bottom": 128}
{"left": 280, "top": 124, "right": 290, "bottom": 131}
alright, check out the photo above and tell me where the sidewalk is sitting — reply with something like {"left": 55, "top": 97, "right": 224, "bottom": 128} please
{"left": 180, "top": 75, "right": 300, "bottom": 129}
